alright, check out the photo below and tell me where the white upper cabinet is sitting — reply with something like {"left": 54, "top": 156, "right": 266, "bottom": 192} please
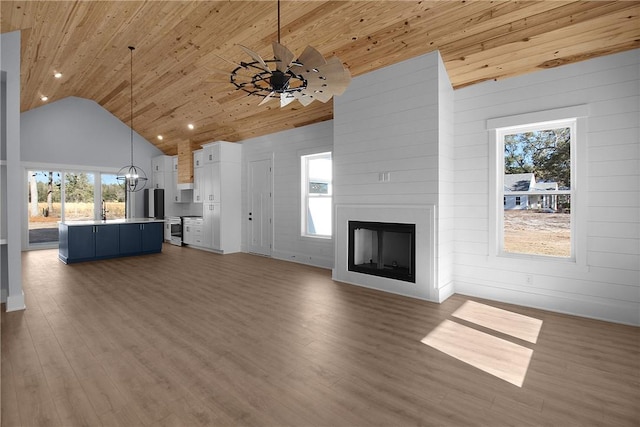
{"left": 193, "top": 149, "right": 204, "bottom": 203}
{"left": 202, "top": 141, "right": 241, "bottom": 164}
{"left": 152, "top": 171, "right": 165, "bottom": 189}
{"left": 151, "top": 155, "right": 172, "bottom": 173}
{"left": 193, "top": 149, "right": 204, "bottom": 168}
{"left": 203, "top": 143, "right": 220, "bottom": 164}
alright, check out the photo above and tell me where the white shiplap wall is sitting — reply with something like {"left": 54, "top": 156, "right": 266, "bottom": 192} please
{"left": 333, "top": 53, "right": 440, "bottom": 207}
{"left": 240, "top": 121, "right": 334, "bottom": 268}
{"left": 333, "top": 51, "right": 454, "bottom": 301}
{"left": 453, "top": 49, "right": 640, "bottom": 325}
{"left": 437, "top": 56, "right": 455, "bottom": 302}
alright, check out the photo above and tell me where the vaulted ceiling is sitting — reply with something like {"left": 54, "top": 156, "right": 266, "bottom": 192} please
{"left": 2, "top": 1, "right": 639, "bottom": 155}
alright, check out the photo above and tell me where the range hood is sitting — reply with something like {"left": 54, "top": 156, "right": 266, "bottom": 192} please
{"left": 176, "top": 140, "right": 194, "bottom": 189}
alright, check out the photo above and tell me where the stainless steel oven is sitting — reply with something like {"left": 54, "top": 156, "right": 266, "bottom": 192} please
{"left": 166, "top": 217, "right": 182, "bottom": 246}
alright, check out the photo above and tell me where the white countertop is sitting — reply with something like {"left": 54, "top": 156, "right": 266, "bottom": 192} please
{"left": 60, "top": 218, "right": 166, "bottom": 226}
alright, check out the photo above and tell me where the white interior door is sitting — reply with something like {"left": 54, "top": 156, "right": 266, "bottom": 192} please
{"left": 248, "top": 158, "right": 272, "bottom": 256}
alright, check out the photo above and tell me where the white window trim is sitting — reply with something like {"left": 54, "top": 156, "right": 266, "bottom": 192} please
{"left": 299, "top": 147, "right": 333, "bottom": 240}
{"left": 22, "top": 162, "right": 123, "bottom": 250}
{"left": 487, "top": 105, "right": 588, "bottom": 267}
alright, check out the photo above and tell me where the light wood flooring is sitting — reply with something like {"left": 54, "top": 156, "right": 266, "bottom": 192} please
{"left": 2, "top": 244, "right": 639, "bottom": 426}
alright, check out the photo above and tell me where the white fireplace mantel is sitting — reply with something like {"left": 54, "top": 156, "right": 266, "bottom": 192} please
{"left": 333, "top": 204, "right": 438, "bottom": 301}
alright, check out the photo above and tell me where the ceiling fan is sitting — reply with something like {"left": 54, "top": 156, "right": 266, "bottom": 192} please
{"left": 229, "top": 0, "right": 351, "bottom": 107}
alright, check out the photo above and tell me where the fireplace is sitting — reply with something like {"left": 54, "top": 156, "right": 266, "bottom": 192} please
{"left": 348, "top": 221, "right": 416, "bottom": 283}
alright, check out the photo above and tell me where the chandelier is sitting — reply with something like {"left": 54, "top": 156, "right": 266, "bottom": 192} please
{"left": 229, "top": 0, "right": 351, "bottom": 107}
{"left": 117, "top": 46, "right": 148, "bottom": 193}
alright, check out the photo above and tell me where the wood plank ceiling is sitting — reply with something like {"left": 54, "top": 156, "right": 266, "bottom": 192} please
{"left": 2, "top": 1, "right": 639, "bottom": 155}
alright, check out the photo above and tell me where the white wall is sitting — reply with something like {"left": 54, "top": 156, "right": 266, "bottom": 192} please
{"left": 333, "top": 53, "right": 441, "bottom": 207}
{"left": 1, "top": 31, "right": 25, "bottom": 311}
{"left": 22, "top": 96, "right": 162, "bottom": 168}
{"left": 240, "top": 121, "right": 334, "bottom": 268}
{"left": 333, "top": 51, "right": 454, "bottom": 302}
{"left": 436, "top": 55, "right": 455, "bottom": 302}
{"left": 21, "top": 96, "right": 163, "bottom": 218}
{"left": 453, "top": 49, "right": 640, "bottom": 325}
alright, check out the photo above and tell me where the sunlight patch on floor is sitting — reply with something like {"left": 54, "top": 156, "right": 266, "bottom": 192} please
{"left": 422, "top": 301, "right": 544, "bottom": 387}
{"left": 421, "top": 319, "right": 533, "bottom": 387}
{"left": 452, "top": 300, "right": 543, "bottom": 344}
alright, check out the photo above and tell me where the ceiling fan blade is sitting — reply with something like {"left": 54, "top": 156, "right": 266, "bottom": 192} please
{"left": 296, "top": 45, "right": 327, "bottom": 71}
{"left": 212, "top": 53, "right": 240, "bottom": 68}
{"left": 301, "top": 56, "right": 351, "bottom": 96}
{"left": 272, "top": 41, "right": 295, "bottom": 72}
{"left": 259, "top": 92, "right": 276, "bottom": 106}
{"left": 205, "top": 65, "right": 235, "bottom": 76}
{"left": 280, "top": 93, "right": 296, "bottom": 107}
{"left": 310, "top": 90, "right": 333, "bottom": 103}
{"left": 293, "top": 91, "right": 315, "bottom": 106}
{"left": 238, "top": 45, "right": 270, "bottom": 73}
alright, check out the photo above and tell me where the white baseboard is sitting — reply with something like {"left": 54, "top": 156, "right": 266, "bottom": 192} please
{"left": 455, "top": 280, "right": 640, "bottom": 326}
{"left": 272, "top": 250, "right": 333, "bottom": 270}
{"left": 6, "top": 291, "right": 26, "bottom": 312}
{"left": 437, "top": 280, "right": 455, "bottom": 303}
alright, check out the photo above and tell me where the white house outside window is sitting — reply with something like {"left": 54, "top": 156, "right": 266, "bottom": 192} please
{"left": 301, "top": 152, "right": 332, "bottom": 237}
{"left": 497, "top": 118, "right": 576, "bottom": 259}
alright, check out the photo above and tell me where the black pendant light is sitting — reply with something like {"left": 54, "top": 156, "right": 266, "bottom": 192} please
{"left": 117, "top": 46, "right": 148, "bottom": 193}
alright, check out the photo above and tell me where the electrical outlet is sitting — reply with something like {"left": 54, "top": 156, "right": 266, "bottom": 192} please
{"left": 525, "top": 274, "right": 533, "bottom": 285}
{"left": 378, "top": 172, "right": 391, "bottom": 182}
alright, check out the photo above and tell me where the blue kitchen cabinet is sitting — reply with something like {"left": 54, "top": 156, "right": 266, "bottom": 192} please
{"left": 59, "top": 224, "right": 119, "bottom": 263}
{"left": 60, "top": 225, "right": 94, "bottom": 262}
{"left": 119, "top": 223, "right": 142, "bottom": 255}
{"left": 94, "top": 224, "right": 120, "bottom": 257}
{"left": 141, "top": 222, "right": 163, "bottom": 252}
{"left": 119, "top": 222, "right": 163, "bottom": 255}
{"left": 59, "top": 220, "right": 163, "bottom": 264}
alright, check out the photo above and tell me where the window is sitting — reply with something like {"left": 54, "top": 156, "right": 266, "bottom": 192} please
{"left": 27, "top": 170, "right": 62, "bottom": 246}
{"left": 301, "top": 151, "right": 332, "bottom": 237}
{"left": 64, "top": 172, "right": 95, "bottom": 221}
{"left": 498, "top": 119, "right": 575, "bottom": 258}
{"left": 27, "top": 168, "right": 126, "bottom": 248}
{"left": 101, "top": 173, "right": 125, "bottom": 220}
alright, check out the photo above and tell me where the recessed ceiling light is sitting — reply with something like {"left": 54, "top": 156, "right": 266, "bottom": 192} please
{"left": 41, "top": 96, "right": 49, "bottom": 101}
{"left": 157, "top": 135, "right": 163, "bottom": 140}
{"left": 53, "top": 72, "right": 62, "bottom": 78}
{"left": 187, "top": 123, "right": 194, "bottom": 130}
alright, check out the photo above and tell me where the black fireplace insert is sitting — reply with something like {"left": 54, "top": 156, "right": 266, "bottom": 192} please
{"left": 348, "top": 221, "right": 416, "bottom": 283}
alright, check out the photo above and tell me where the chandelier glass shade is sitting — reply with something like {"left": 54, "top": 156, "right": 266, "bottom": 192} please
{"left": 117, "top": 163, "right": 147, "bottom": 193}
{"left": 116, "top": 46, "right": 148, "bottom": 193}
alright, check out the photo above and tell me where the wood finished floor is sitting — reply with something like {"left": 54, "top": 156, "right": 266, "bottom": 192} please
{"left": 2, "top": 244, "right": 639, "bottom": 426}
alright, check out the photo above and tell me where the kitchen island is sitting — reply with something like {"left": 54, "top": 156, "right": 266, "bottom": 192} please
{"left": 59, "top": 218, "right": 164, "bottom": 264}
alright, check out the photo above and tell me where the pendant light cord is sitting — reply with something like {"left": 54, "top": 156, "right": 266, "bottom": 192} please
{"left": 129, "top": 46, "right": 135, "bottom": 165}
{"left": 277, "top": 0, "right": 281, "bottom": 44}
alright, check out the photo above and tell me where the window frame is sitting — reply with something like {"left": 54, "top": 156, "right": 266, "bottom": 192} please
{"left": 487, "top": 105, "right": 588, "bottom": 265}
{"left": 23, "top": 163, "right": 125, "bottom": 250}
{"left": 300, "top": 150, "right": 333, "bottom": 239}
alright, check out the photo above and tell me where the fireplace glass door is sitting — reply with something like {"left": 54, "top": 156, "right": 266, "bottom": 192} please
{"left": 348, "top": 221, "right": 416, "bottom": 283}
